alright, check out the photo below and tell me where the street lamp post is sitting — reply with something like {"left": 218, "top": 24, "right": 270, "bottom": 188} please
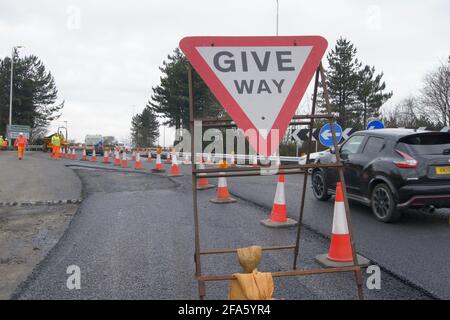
{"left": 276, "top": 0, "right": 279, "bottom": 36}
{"left": 8, "top": 45, "right": 23, "bottom": 146}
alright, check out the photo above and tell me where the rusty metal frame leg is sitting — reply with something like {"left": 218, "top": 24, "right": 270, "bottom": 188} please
{"left": 293, "top": 67, "right": 320, "bottom": 269}
{"left": 188, "top": 64, "right": 205, "bottom": 300}
{"left": 319, "top": 62, "right": 365, "bottom": 300}
{"left": 186, "top": 59, "right": 364, "bottom": 300}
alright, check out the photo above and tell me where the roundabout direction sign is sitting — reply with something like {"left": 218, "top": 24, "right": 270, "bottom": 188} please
{"left": 319, "top": 122, "right": 343, "bottom": 147}
{"left": 367, "top": 119, "right": 384, "bottom": 130}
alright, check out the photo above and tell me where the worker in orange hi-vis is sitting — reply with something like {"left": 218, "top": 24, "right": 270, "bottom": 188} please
{"left": 50, "top": 133, "right": 61, "bottom": 159}
{"left": 14, "top": 132, "right": 29, "bottom": 160}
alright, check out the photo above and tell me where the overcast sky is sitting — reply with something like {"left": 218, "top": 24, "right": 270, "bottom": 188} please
{"left": 1, "top": 0, "right": 449, "bottom": 143}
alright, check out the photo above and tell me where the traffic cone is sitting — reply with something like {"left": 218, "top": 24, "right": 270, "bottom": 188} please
{"left": 206, "top": 153, "right": 213, "bottom": 165}
{"left": 121, "top": 149, "right": 128, "bottom": 168}
{"left": 61, "top": 147, "right": 65, "bottom": 159}
{"left": 103, "top": 149, "right": 110, "bottom": 163}
{"left": 71, "top": 148, "right": 77, "bottom": 160}
{"left": 166, "top": 151, "right": 172, "bottom": 164}
{"left": 134, "top": 149, "right": 142, "bottom": 169}
{"left": 196, "top": 163, "right": 214, "bottom": 190}
{"left": 229, "top": 152, "right": 236, "bottom": 167}
{"left": 147, "top": 149, "right": 153, "bottom": 162}
{"left": 261, "top": 175, "right": 297, "bottom": 228}
{"left": 91, "top": 148, "right": 97, "bottom": 162}
{"left": 210, "top": 174, "right": 236, "bottom": 204}
{"left": 114, "top": 149, "right": 121, "bottom": 166}
{"left": 80, "top": 147, "right": 87, "bottom": 161}
{"left": 327, "top": 182, "right": 352, "bottom": 262}
{"left": 184, "top": 153, "right": 191, "bottom": 165}
{"left": 168, "top": 152, "right": 182, "bottom": 176}
{"left": 315, "top": 182, "right": 370, "bottom": 267}
{"left": 132, "top": 150, "right": 136, "bottom": 161}
{"left": 152, "top": 153, "right": 165, "bottom": 172}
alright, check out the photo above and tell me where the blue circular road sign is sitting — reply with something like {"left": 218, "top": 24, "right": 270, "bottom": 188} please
{"left": 319, "top": 122, "right": 343, "bottom": 147}
{"left": 367, "top": 119, "right": 385, "bottom": 130}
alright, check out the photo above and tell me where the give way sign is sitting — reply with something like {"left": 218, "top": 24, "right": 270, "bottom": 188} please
{"left": 179, "top": 36, "right": 327, "bottom": 156}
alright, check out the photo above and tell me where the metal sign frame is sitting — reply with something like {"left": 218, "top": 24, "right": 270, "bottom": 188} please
{"left": 188, "top": 62, "right": 364, "bottom": 300}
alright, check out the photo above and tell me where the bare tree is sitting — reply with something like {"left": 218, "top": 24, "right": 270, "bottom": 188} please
{"left": 420, "top": 59, "right": 450, "bottom": 127}
{"left": 383, "top": 96, "right": 436, "bottom": 129}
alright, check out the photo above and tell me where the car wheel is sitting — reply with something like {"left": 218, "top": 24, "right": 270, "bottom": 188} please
{"left": 371, "top": 183, "right": 402, "bottom": 222}
{"left": 312, "top": 170, "right": 331, "bottom": 201}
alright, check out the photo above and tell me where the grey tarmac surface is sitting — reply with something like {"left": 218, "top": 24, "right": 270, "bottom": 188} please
{"left": 175, "top": 162, "right": 450, "bottom": 299}
{"left": 14, "top": 159, "right": 433, "bottom": 299}
{"left": 0, "top": 151, "right": 81, "bottom": 203}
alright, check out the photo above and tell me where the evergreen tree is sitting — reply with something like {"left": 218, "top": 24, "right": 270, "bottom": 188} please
{"left": 130, "top": 105, "right": 160, "bottom": 148}
{"left": 323, "top": 37, "right": 361, "bottom": 128}
{"left": 0, "top": 50, "right": 64, "bottom": 140}
{"left": 149, "top": 48, "right": 226, "bottom": 131}
{"left": 356, "top": 65, "right": 393, "bottom": 129}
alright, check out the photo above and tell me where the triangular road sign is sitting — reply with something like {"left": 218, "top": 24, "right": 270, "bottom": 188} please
{"left": 180, "top": 36, "right": 327, "bottom": 156}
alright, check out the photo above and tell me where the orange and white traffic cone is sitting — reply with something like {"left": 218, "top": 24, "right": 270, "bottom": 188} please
{"left": 315, "top": 182, "right": 369, "bottom": 267}
{"left": 61, "top": 147, "right": 65, "bottom": 159}
{"left": 114, "top": 149, "right": 121, "bottom": 166}
{"left": 328, "top": 182, "right": 352, "bottom": 261}
{"left": 229, "top": 152, "right": 236, "bottom": 167}
{"left": 166, "top": 151, "right": 172, "bottom": 164}
{"left": 147, "top": 149, "right": 153, "bottom": 162}
{"left": 206, "top": 153, "right": 213, "bottom": 165}
{"left": 168, "top": 153, "right": 182, "bottom": 176}
{"left": 210, "top": 174, "right": 236, "bottom": 204}
{"left": 196, "top": 163, "right": 214, "bottom": 190}
{"left": 152, "top": 153, "right": 165, "bottom": 172}
{"left": 91, "top": 148, "right": 97, "bottom": 162}
{"left": 132, "top": 150, "right": 136, "bottom": 161}
{"left": 134, "top": 149, "right": 142, "bottom": 169}
{"left": 80, "top": 147, "right": 87, "bottom": 161}
{"left": 103, "top": 149, "right": 110, "bottom": 163}
{"left": 261, "top": 175, "right": 297, "bottom": 227}
{"left": 121, "top": 149, "right": 128, "bottom": 168}
{"left": 71, "top": 148, "right": 77, "bottom": 160}
{"left": 184, "top": 153, "right": 191, "bottom": 165}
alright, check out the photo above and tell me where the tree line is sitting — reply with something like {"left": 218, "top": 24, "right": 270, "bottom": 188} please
{"left": 382, "top": 57, "right": 449, "bottom": 129}
{"left": 145, "top": 38, "right": 448, "bottom": 150}
{"left": 318, "top": 37, "right": 392, "bottom": 130}
{"left": 0, "top": 49, "right": 63, "bottom": 141}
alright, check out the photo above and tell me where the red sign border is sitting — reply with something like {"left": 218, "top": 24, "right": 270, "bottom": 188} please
{"left": 179, "top": 36, "right": 327, "bottom": 156}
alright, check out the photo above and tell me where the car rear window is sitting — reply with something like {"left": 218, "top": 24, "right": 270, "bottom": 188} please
{"left": 397, "top": 132, "right": 450, "bottom": 155}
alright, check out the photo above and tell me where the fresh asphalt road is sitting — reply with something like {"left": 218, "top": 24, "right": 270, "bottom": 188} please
{"left": 176, "top": 161, "right": 450, "bottom": 299}
{"left": 12, "top": 153, "right": 439, "bottom": 299}
{"left": 0, "top": 151, "right": 81, "bottom": 203}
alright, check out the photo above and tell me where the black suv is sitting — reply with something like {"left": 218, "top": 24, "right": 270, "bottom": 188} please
{"left": 311, "top": 129, "right": 450, "bottom": 222}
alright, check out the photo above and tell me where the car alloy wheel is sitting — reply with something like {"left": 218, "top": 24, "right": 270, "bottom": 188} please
{"left": 312, "top": 170, "right": 330, "bottom": 201}
{"left": 373, "top": 187, "right": 391, "bottom": 219}
{"left": 371, "top": 183, "right": 401, "bottom": 222}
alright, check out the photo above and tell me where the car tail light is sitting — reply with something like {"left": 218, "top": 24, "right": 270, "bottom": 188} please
{"left": 394, "top": 150, "right": 418, "bottom": 168}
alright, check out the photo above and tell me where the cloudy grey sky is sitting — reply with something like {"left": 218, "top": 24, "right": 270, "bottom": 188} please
{"left": 1, "top": 0, "right": 449, "bottom": 143}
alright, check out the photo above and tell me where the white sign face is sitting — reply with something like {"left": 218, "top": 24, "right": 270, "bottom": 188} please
{"left": 197, "top": 46, "right": 312, "bottom": 138}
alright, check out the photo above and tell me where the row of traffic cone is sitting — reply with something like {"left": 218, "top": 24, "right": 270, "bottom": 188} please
{"left": 200, "top": 166, "right": 364, "bottom": 267}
